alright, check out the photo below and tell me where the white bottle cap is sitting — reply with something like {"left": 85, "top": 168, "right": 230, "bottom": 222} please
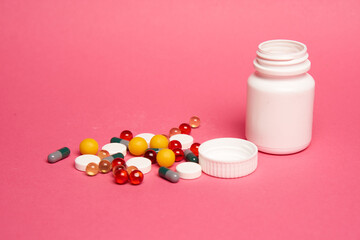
{"left": 169, "top": 134, "right": 194, "bottom": 149}
{"left": 126, "top": 157, "right": 152, "bottom": 174}
{"left": 102, "top": 143, "right": 127, "bottom": 156}
{"left": 75, "top": 154, "right": 101, "bottom": 171}
{"left": 176, "top": 162, "right": 202, "bottom": 179}
{"left": 199, "top": 138, "right": 258, "bottom": 178}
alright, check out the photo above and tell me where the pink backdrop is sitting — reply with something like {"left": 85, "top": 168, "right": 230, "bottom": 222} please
{"left": 1, "top": 0, "right": 360, "bottom": 239}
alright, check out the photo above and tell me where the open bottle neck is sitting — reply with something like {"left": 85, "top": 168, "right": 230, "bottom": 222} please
{"left": 253, "top": 40, "right": 311, "bottom": 77}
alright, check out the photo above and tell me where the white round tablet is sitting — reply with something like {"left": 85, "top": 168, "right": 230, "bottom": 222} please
{"left": 75, "top": 154, "right": 101, "bottom": 171}
{"left": 176, "top": 162, "right": 202, "bottom": 179}
{"left": 169, "top": 134, "right": 194, "bottom": 149}
{"left": 102, "top": 143, "right": 127, "bottom": 156}
{"left": 135, "top": 133, "right": 155, "bottom": 146}
{"left": 126, "top": 157, "right": 152, "bottom": 174}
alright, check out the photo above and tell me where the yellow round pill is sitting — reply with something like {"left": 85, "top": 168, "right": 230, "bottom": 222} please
{"left": 156, "top": 149, "right": 175, "bottom": 167}
{"left": 79, "top": 138, "right": 99, "bottom": 155}
{"left": 129, "top": 137, "right": 148, "bottom": 156}
{"left": 150, "top": 134, "right": 169, "bottom": 149}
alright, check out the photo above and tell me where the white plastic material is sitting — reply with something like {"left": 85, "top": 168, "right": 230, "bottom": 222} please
{"left": 246, "top": 39, "right": 315, "bottom": 154}
{"left": 135, "top": 133, "right": 155, "bottom": 146}
{"left": 169, "top": 134, "right": 194, "bottom": 149}
{"left": 102, "top": 143, "right": 127, "bottom": 156}
{"left": 75, "top": 154, "right": 101, "bottom": 171}
{"left": 126, "top": 157, "right": 152, "bottom": 174}
{"left": 199, "top": 138, "right": 258, "bottom": 178}
{"left": 176, "top": 162, "right": 202, "bottom": 179}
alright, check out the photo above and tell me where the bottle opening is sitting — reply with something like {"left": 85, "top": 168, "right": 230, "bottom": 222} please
{"left": 254, "top": 39, "right": 311, "bottom": 76}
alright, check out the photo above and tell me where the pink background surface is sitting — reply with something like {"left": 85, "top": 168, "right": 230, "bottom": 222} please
{"left": 1, "top": 0, "right": 360, "bottom": 239}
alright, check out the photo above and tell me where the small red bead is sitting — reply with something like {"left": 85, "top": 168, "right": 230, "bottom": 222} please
{"left": 173, "top": 148, "right": 185, "bottom": 162}
{"left": 144, "top": 149, "right": 157, "bottom": 164}
{"left": 112, "top": 164, "right": 126, "bottom": 175}
{"left": 112, "top": 158, "right": 126, "bottom": 169}
{"left": 129, "top": 170, "right": 144, "bottom": 185}
{"left": 168, "top": 140, "right": 182, "bottom": 150}
{"left": 190, "top": 143, "right": 200, "bottom": 156}
{"left": 179, "top": 123, "right": 191, "bottom": 135}
{"left": 114, "top": 169, "right": 128, "bottom": 184}
{"left": 120, "top": 130, "right": 133, "bottom": 141}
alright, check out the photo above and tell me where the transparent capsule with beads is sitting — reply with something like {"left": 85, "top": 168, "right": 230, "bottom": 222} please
{"left": 86, "top": 162, "right": 99, "bottom": 176}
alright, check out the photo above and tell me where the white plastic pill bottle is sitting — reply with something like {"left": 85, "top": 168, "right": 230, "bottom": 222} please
{"left": 245, "top": 39, "right": 315, "bottom": 154}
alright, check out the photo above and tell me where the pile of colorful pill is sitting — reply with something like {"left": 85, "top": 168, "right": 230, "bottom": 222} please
{"left": 48, "top": 116, "right": 202, "bottom": 184}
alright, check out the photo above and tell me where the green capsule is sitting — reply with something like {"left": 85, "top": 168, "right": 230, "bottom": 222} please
{"left": 159, "top": 167, "right": 179, "bottom": 183}
{"left": 184, "top": 149, "right": 198, "bottom": 163}
{"left": 110, "top": 137, "right": 129, "bottom": 148}
{"left": 48, "top": 147, "right": 70, "bottom": 163}
{"left": 103, "top": 152, "right": 124, "bottom": 163}
{"left": 146, "top": 148, "right": 161, "bottom": 153}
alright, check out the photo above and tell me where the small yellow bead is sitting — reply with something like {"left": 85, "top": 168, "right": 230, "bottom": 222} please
{"left": 150, "top": 134, "right": 169, "bottom": 149}
{"left": 79, "top": 138, "right": 99, "bottom": 155}
{"left": 156, "top": 149, "right": 175, "bottom": 167}
{"left": 128, "top": 137, "right": 148, "bottom": 156}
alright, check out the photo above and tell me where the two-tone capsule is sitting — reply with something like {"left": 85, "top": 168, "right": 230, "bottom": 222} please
{"left": 103, "top": 152, "right": 125, "bottom": 163}
{"left": 146, "top": 148, "right": 161, "bottom": 153}
{"left": 48, "top": 147, "right": 71, "bottom": 163}
{"left": 184, "top": 149, "right": 198, "bottom": 163}
{"left": 159, "top": 167, "right": 179, "bottom": 183}
{"left": 110, "top": 137, "right": 129, "bottom": 148}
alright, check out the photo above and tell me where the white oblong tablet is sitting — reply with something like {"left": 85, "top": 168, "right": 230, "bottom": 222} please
{"left": 126, "top": 157, "right": 152, "bottom": 174}
{"left": 75, "top": 154, "right": 101, "bottom": 171}
{"left": 135, "top": 133, "right": 155, "bottom": 146}
{"left": 176, "top": 162, "right": 202, "bottom": 179}
{"left": 102, "top": 143, "right": 127, "bottom": 156}
{"left": 169, "top": 134, "right": 194, "bottom": 149}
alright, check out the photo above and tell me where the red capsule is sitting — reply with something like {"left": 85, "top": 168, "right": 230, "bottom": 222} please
{"left": 112, "top": 164, "right": 126, "bottom": 175}
{"left": 190, "top": 143, "right": 200, "bottom": 156}
{"left": 172, "top": 148, "right": 185, "bottom": 162}
{"left": 112, "top": 158, "right": 126, "bottom": 169}
{"left": 129, "top": 170, "right": 144, "bottom": 185}
{"left": 114, "top": 169, "right": 128, "bottom": 184}
{"left": 120, "top": 130, "right": 133, "bottom": 141}
{"left": 179, "top": 123, "right": 191, "bottom": 135}
{"left": 144, "top": 149, "right": 157, "bottom": 164}
{"left": 168, "top": 140, "right": 182, "bottom": 150}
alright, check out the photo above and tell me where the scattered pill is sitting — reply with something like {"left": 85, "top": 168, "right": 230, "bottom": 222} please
{"left": 48, "top": 147, "right": 70, "bottom": 163}
{"left": 86, "top": 162, "right": 99, "bottom": 176}
{"left": 102, "top": 143, "right": 127, "bottom": 156}
{"left": 189, "top": 116, "right": 200, "bottom": 128}
{"left": 110, "top": 137, "right": 130, "bottom": 148}
{"left": 103, "top": 152, "right": 125, "bottom": 163}
{"left": 144, "top": 149, "right": 157, "bottom": 164}
{"left": 150, "top": 134, "right": 169, "bottom": 149}
{"left": 75, "top": 154, "right": 101, "bottom": 171}
{"left": 79, "top": 138, "right": 99, "bottom": 155}
{"left": 129, "top": 170, "right": 144, "bottom": 185}
{"left": 176, "top": 162, "right": 202, "bottom": 179}
{"left": 135, "top": 133, "right": 155, "bottom": 146}
{"left": 120, "top": 130, "right": 133, "bottom": 141}
{"left": 190, "top": 143, "right": 200, "bottom": 156}
{"left": 179, "top": 123, "right": 191, "bottom": 135}
{"left": 172, "top": 148, "right": 185, "bottom": 162}
{"left": 97, "top": 149, "right": 110, "bottom": 159}
{"left": 146, "top": 148, "right": 161, "bottom": 153}
{"left": 99, "top": 159, "right": 112, "bottom": 173}
{"left": 168, "top": 140, "right": 182, "bottom": 150}
{"left": 169, "top": 128, "right": 181, "bottom": 137}
{"left": 126, "top": 157, "right": 152, "bottom": 174}
{"left": 112, "top": 164, "right": 126, "bottom": 175}
{"left": 159, "top": 167, "right": 179, "bottom": 183}
{"left": 126, "top": 166, "right": 138, "bottom": 175}
{"left": 114, "top": 168, "right": 128, "bottom": 184}
{"left": 169, "top": 134, "right": 194, "bottom": 149}
{"left": 156, "top": 149, "right": 175, "bottom": 167}
{"left": 111, "top": 158, "right": 126, "bottom": 169}
{"left": 184, "top": 149, "right": 199, "bottom": 163}
{"left": 129, "top": 137, "right": 148, "bottom": 156}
